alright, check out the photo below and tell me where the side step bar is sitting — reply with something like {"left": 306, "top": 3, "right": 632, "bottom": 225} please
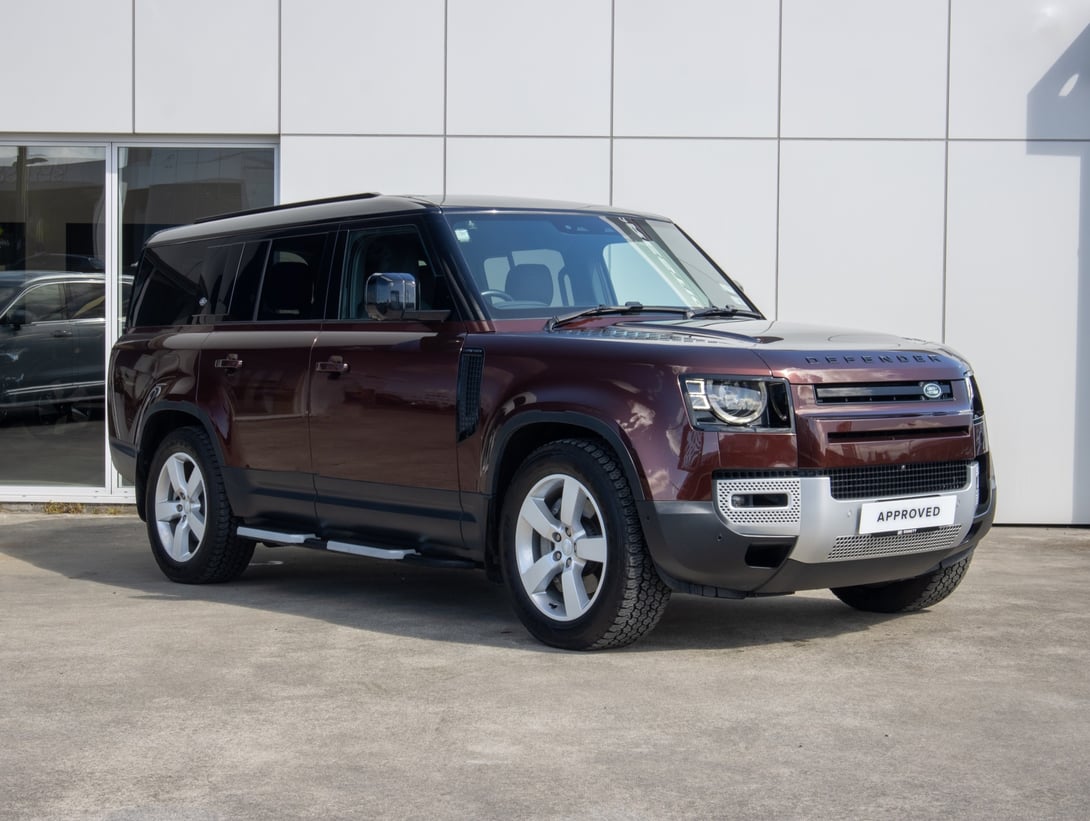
{"left": 235, "top": 526, "right": 475, "bottom": 568}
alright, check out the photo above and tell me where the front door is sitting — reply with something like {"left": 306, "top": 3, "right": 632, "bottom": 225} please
{"left": 308, "top": 222, "right": 466, "bottom": 551}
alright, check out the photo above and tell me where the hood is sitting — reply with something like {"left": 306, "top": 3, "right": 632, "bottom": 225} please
{"left": 618, "top": 318, "right": 972, "bottom": 383}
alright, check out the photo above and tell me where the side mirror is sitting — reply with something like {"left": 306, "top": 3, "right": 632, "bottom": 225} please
{"left": 365, "top": 272, "right": 418, "bottom": 321}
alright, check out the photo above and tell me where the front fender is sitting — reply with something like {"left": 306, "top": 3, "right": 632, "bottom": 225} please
{"left": 486, "top": 408, "right": 649, "bottom": 502}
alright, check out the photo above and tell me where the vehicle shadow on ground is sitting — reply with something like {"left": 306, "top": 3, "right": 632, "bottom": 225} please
{"left": 0, "top": 515, "right": 904, "bottom": 653}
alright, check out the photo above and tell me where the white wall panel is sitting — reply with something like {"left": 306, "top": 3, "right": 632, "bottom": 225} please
{"left": 613, "top": 0, "right": 779, "bottom": 138}
{"left": 946, "top": 141, "right": 1086, "bottom": 524}
{"left": 778, "top": 140, "right": 946, "bottom": 341}
{"left": 612, "top": 139, "right": 778, "bottom": 312}
{"left": 1, "top": 0, "right": 132, "bottom": 133}
{"left": 281, "top": 0, "right": 445, "bottom": 135}
{"left": 279, "top": 136, "right": 444, "bottom": 202}
{"left": 446, "top": 138, "right": 610, "bottom": 202}
{"left": 135, "top": 0, "right": 279, "bottom": 134}
{"left": 950, "top": 0, "right": 1090, "bottom": 139}
{"left": 446, "top": 0, "right": 611, "bottom": 136}
{"left": 1, "top": 0, "right": 1086, "bottom": 522}
{"left": 781, "top": 0, "right": 948, "bottom": 138}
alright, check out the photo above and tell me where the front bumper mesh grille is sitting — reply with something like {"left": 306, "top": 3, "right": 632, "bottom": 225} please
{"left": 715, "top": 478, "right": 802, "bottom": 526}
{"left": 825, "top": 461, "right": 971, "bottom": 500}
{"left": 827, "top": 525, "right": 964, "bottom": 560}
{"left": 824, "top": 462, "right": 972, "bottom": 499}
{"left": 718, "top": 461, "right": 973, "bottom": 502}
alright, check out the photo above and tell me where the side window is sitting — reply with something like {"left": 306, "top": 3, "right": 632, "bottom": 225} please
{"left": 130, "top": 241, "right": 208, "bottom": 327}
{"left": 339, "top": 227, "right": 448, "bottom": 319}
{"left": 16, "top": 283, "right": 67, "bottom": 323}
{"left": 255, "top": 234, "right": 328, "bottom": 321}
{"left": 66, "top": 281, "right": 105, "bottom": 319}
{"left": 202, "top": 243, "right": 243, "bottom": 320}
{"left": 226, "top": 241, "right": 268, "bottom": 321}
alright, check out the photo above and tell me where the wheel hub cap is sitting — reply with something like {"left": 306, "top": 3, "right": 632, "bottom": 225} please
{"left": 513, "top": 473, "right": 608, "bottom": 622}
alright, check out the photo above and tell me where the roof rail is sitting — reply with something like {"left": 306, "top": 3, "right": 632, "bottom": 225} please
{"left": 193, "top": 192, "right": 383, "bottom": 224}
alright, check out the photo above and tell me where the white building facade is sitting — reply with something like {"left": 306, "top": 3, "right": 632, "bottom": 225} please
{"left": 1, "top": 0, "right": 1087, "bottom": 524}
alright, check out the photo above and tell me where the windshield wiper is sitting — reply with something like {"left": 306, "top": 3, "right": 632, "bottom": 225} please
{"left": 547, "top": 302, "right": 692, "bottom": 330}
{"left": 548, "top": 302, "right": 764, "bottom": 330}
{"left": 687, "top": 306, "right": 764, "bottom": 320}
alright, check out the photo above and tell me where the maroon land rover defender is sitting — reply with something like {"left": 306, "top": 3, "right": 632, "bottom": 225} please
{"left": 108, "top": 194, "right": 996, "bottom": 649}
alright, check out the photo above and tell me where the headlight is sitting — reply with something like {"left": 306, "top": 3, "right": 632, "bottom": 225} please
{"left": 682, "top": 377, "right": 792, "bottom": 429}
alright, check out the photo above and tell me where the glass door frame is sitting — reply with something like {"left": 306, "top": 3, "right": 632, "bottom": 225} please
{"left": 0, "top": 136, "right": 278, "bottom": 504}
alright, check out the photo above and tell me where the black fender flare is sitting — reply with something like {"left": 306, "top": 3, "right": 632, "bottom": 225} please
{"left": 134, "top": 400, "right": 228, "bottom": 517}
{"left": 485, "top": 409, "right": 649, "bottom": 503}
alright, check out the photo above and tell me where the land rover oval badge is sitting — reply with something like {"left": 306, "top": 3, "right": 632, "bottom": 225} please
{"left": 922, "top": 382, "right": 943, "bottom": 399}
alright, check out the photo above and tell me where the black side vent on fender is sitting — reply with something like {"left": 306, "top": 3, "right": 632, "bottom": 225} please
{"left": 457, "top": 348, "right": 485, "bottom": 441}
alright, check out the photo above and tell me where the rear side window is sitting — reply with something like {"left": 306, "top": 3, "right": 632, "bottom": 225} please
{"left": 254, "top": 234, "right": 328, "bottom": 321}
{"left": 225, "top": 241, "right": 268, "bottom": 322}
{"left": 130, "top": 241, "right": 209, "bottom": 327}
{"left": 202, "top": 243, "right": 243, "bottom": 320}
{"left": 129, "top": 232, "right": 331, "bottom": 326}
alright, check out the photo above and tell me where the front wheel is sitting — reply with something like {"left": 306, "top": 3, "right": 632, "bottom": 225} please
{"left": 500, "top": 438, "right": 671, "bottom": 650}
{"left": 145, "top": 427, "right": 254, "bottom": 584}
{"left": 831, "top": 554, "right": 973, "bottom": 613}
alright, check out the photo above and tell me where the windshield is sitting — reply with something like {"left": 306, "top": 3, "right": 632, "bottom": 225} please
{"left": 443, "top": 212, "right": 756, "bottom": 319}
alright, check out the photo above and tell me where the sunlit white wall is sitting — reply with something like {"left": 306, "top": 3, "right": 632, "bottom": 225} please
{"left": 4, "top": 0, "right": 1088, "bottom": 523}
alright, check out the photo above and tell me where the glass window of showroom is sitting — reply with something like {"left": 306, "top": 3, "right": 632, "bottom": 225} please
{"left": 0, "top": 143, "right": 274, "bottom": 498}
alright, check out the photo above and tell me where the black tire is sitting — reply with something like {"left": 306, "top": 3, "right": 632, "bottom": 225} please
{"left": 830, "top": 554, "right": 973, "bottom": 613}
{"left": 500, "top": 438, "right": 671, "bottom": 650}
{"left": 145, "top": 427, "right": 254, "bottom": 584}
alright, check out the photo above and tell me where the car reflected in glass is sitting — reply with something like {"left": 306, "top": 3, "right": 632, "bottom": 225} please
{"left": 0, "top": 271, "right": 129, "bottom": 421}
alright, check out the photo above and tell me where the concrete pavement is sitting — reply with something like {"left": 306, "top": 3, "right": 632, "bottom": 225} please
{"left": 1, "top": 514, "right": 1087, "bottom": 820}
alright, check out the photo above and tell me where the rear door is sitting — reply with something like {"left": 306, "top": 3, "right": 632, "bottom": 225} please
{"left": 308, "top": 219, "right": 466, "bottom": 550}
{"left": 198, "top": 232, "right": 332, "bottom": 529}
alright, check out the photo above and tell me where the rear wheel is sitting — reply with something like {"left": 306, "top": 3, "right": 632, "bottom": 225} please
{"left": 500, "top": 438, "right": 671, "bottom": 650}
{"left": 145, "top": 427, "right": 254, "bottom": 584}
{"left": 831, "top": 554, "right": 973, "bottom": 613}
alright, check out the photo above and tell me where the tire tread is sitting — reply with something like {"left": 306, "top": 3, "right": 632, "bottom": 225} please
{"left": 831, "top": 554, "right": 973, "bottom": 613}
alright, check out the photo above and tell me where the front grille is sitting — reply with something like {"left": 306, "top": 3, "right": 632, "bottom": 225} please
{"left": 827, "top": 461, "right": 971, "bottom": 500}
{"left": 717, "top": 461, "right": 973, "bottom": 502}
{"left": 827, "top": 525, "right": 963, "bottom": 560}
{"left": 815, "top": 381, "right": 954, "bottom": 404}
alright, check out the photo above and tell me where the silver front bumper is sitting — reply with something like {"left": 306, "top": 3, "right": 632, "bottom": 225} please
{"left": 715, "top": 462, "right": 980, "bottom": 564}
